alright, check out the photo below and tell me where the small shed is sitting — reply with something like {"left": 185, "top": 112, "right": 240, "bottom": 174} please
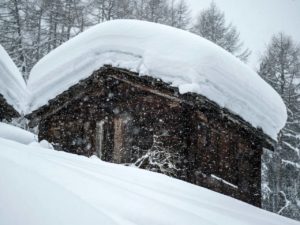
{"left": 26, "top": 20, "right": 287, "bottom": 207}
{"left": 0, "top": 45, "right": 27, "bottom": 121}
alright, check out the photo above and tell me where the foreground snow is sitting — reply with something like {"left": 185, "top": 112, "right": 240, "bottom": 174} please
{"left": 0, "top": 45, "right": 27, "bottom": 113}
{"left": 0, "top": 122, "right": 36, "bottom": 144}
{"left": 27, "top": 20, "right": 286, "bottom": 139}
{"left": 0, "top": 138, "right": 299, "bottom": 225}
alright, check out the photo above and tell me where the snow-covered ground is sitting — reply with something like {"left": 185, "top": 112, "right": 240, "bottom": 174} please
{"left": 0, "top": 45, "right": 28, "bottom": 113}
{"left": 27, "top": 20, "right": 286, "bottom": 140}
{"left": 0, "top": 126, "right": 299, "bottom": 225}
{"left": 0, "top": 122, "right": 36, "bottom": 144}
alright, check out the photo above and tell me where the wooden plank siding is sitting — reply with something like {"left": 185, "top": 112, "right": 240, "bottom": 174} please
{"left": 0, "top": 94, "right": 20, "bottom": 121}
{"left": 27, "top": 66, "right": 273, "bottom": 207}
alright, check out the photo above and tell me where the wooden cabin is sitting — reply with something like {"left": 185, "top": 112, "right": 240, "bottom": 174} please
{"left": 0, "top": 94, "right": 20, "bottom": 121}
{"left": 27, "top": 65, "right": 275, "bottom": 207}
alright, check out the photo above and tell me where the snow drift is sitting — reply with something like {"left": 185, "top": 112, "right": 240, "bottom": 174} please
{"left": 0, "top": 122, "right": 36, "bottom": 144}
{"left": 0, "top": 45, "right": 27, "bottom": 113}
{"left": 0, "top": 133, "right": 299, "bottom": 225}
{"left": 27, "top": 20, "right": 286, "bottom": 140}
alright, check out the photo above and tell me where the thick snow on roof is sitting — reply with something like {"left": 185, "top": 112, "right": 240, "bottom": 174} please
{"left": 0, "top": 45, "right": 27, "bottom": 113}
{"left": 1, "top": 137, "right": 299, "bottom": 225}
{"left": 27, "top": 20, "right": 287, "bottom": 139}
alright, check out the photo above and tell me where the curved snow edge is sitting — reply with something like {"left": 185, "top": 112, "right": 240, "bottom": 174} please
{"left": 0, "top": 45, "right": 28, "bottom": 113}
{"left": 27, "top": 20, "right": 287, "bottom": 140}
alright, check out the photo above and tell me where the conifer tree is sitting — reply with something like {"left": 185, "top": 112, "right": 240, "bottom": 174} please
{"left": 192, "top": 1, "right": 251, "bottom": 62}
{"left": 259, "top": 32, "right": 300, "bottom": 221}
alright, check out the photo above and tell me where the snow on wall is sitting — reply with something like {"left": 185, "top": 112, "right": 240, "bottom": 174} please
{"left": 0, "top": 45, "right": 27, "bottom": 113}
{"left": 0, "top": 137, "right": 299, "bottom": 225}
{"left": 27, "top": 20, "right": 287, "bottom": 139}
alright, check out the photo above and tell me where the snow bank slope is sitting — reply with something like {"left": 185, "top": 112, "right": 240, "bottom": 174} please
{"left": 0, "top": 122, "right": 36, "bottom": 144}
{"left": 27, "top": 20, "right": 286, "bottom": 139}
{"left": 0, "top": 138, "right": 299, "bottom": 225}
{"left": 0, "top": 45, "right": 27, "bottom": 113}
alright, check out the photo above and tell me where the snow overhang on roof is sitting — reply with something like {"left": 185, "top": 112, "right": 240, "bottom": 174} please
{"left": 27, "top": 19, "right": 287, "bottom": 140}
{"left": 0, "top": 45, "right": 28, "bottom": 114}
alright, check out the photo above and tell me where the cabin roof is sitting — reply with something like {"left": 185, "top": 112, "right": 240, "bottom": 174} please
{"left": 26, "top": 20, "right": 286, "bottom": 139}
{"left": 0, "top": 45, "right": 28, "bottom": 114}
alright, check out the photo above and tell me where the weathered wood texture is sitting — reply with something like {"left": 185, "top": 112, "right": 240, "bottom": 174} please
{"left": 0, "top": 94, "right": 19, "bottom": 121}
{"left": 28, "top": 66, "right": 272, "bottom": 207}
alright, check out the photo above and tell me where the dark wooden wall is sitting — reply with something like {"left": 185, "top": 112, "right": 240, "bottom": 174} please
{"left": 36, "top": 68, "right": 263, "bottom": 207}
{"left": 0, "top": 94, "right": 19, "bottom": 121}
{"left": 187, "top": 109, "right": 261, "bottom": 206}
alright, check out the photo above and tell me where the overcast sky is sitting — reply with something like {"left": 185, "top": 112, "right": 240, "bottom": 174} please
{"left": 186, "top": 0, "right": 300, "bottom": 68}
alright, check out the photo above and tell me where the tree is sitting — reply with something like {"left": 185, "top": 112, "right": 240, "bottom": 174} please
{"left": 192, "top": 1, "right": 251, "bottom": 62}
{"left": 131, "top": 0, "right": 169, "bottom": 24}
{"left": 259, "top": 32, "right": 300, "bottom": 221}
{"left": 167, "top": 0, "right": 191, "bottom": 30}
{"left": 0, "top": 0, "right": 193, "bottom": 79}
{"left": 0, "top": 0, "right": 29, "bottom": 78}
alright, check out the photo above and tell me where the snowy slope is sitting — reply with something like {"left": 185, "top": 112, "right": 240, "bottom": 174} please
{"left": 0, "top": 122, "right": 36, "bottom": 144}
{"left": 0, "top": 45, "right": 27, "bottom": 113}
{"left": 27, "top": 20, "right": 286, "bottom": 140}
{"left": 0, "top": 137, "right": 299, "bottom": 225}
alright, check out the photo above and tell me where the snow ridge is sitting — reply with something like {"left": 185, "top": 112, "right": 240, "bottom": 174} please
{"left": 0, "top": 45, "right": 28, "bottom": 113}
